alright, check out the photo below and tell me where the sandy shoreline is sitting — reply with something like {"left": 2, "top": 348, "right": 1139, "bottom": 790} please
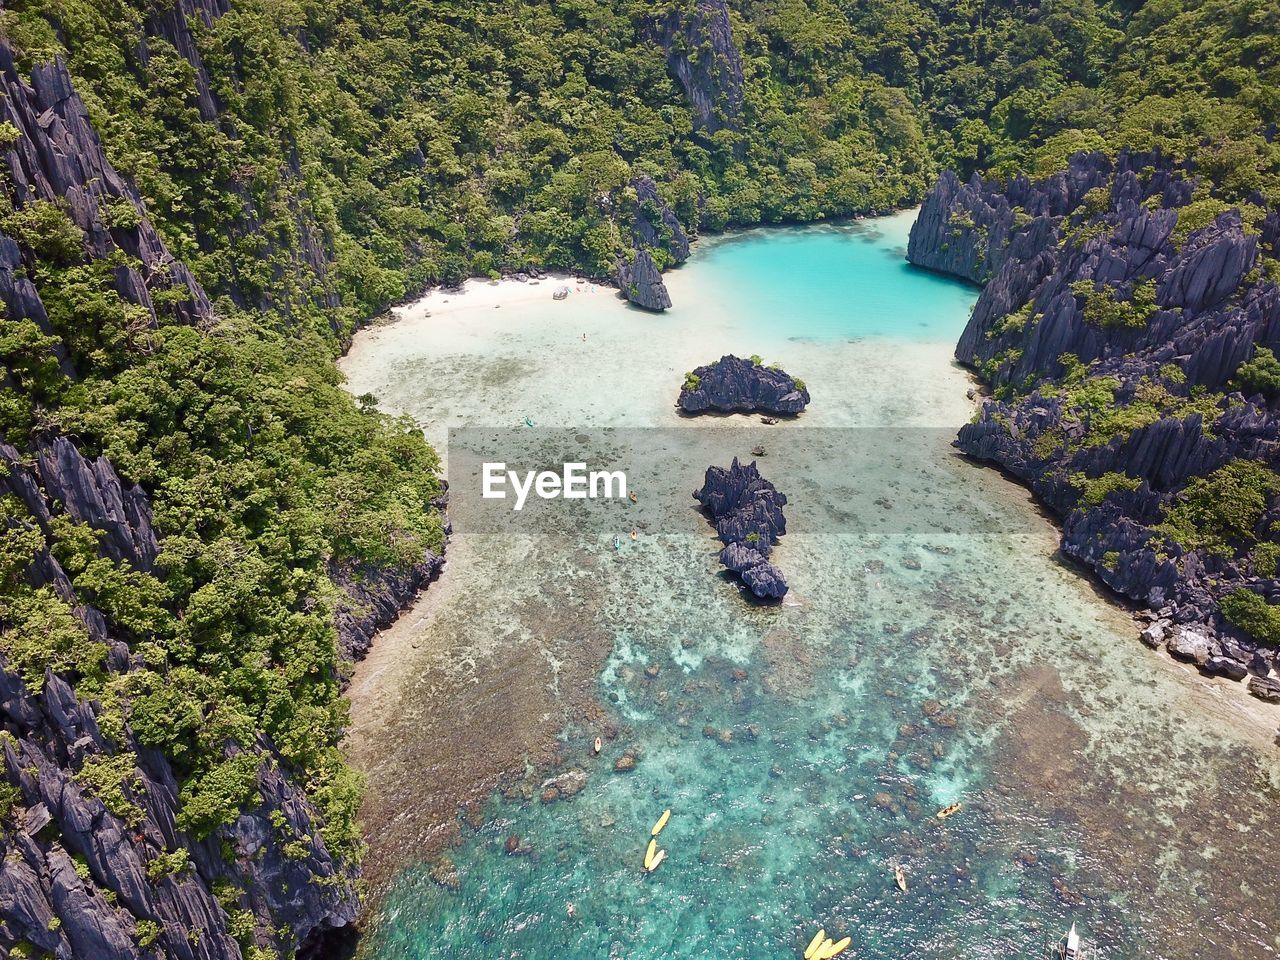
{"left": 383, "top": 271, "right": 618, "bottom": 321}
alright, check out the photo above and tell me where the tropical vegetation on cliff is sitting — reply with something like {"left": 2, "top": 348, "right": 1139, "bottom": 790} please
{"left": 0, "top": 0, "right": 1278, "bottom": 956}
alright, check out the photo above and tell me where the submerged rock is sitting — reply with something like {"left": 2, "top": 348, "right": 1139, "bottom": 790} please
{"left": 694, "top": 458, "right": 789, "bottom": 600}
{"left": 539, "top": 768, "right": 588, "bottom": 803}
{"left": 679, "top": 355, "right": 810, "bottom": 416}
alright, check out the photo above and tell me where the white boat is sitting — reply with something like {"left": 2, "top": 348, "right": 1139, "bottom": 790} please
{"left": 1048, "top": 923, "right": 1091, "bottom": 960}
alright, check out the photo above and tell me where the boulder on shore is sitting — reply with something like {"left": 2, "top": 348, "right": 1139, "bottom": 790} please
{"left": 679, "top": 355, "right": 810, "bottom": 416}
{"left": 616, "top": 248, "right": 671, "bottom": 311}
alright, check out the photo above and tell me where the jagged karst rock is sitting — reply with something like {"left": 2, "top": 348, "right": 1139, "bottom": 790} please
{"left": 617, "top": 248, "right": 672, "bottom": 311}
{"left": 330, "top": 549, "right": 446, "bottom": 663}
{"left": 912, "top": 149, "right": 1280, "bottom": 671}
{"left": 679, "top": 355, "right": 810, "bottom": 416}
{"left": 0, "top": 22, "right": 447, "bottom": 955}
{"left": 0, "top": 47, "right": 212, "bottom": 328}
{"left": 37, "top": 437, "right": 160, "bottom": 572}
{"left": 650, "top": 0, "right": 744, "bottom": 136}
{"left": 614, "top": 175, "right": 689, "bottom": 310}
{"left": 694, "top": 459, "right": 789, "bottom": 600}
{"left": 0, "top": 435, "right": 370, "bottom": 958}
{"left": 631, "top": 174, "right": 690, "bottom": 265}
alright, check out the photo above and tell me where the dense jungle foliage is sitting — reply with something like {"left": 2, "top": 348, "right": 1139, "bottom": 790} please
{"left": 4, "top": 0, "right": 1278, "bottom": 340}
{"left": 0, "top": 0, "right": 1278, "bottom": 890}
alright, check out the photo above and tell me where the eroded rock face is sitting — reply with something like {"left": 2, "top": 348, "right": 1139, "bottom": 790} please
{"left": 909, "top": 150, "right": 1280, "bottom": 680}
{"left": 679, "top": 355, "right": 810, "bottom": 416}
{"left": 650, "top": 0, "right": 744, "bottom": 136}
{"left": 330, "top": 550, "right": 446, "bottom": 663}
{"left": 616, "top": 247, "right": 672, "bottom": 311}
{"left": 615, "top": 175, "right": 691, "bottom": 311}
{"left": 631, "top": 175, "right": 690, "bottom": 265}
{"left": 0, "top": 48, "right": 213, "bottom": 329}
{"left": 0, "top": 439, "right": 369, "bottom": 958}
{"left": 694, "top": 459, "right": 789, "bottom": 599}
{"left": 0, "top": 27, "right": 441, "bottom": 956}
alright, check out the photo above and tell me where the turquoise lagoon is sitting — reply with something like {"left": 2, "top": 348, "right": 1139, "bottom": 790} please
{"left": 338, "top": 211, "right": 1280, "bottom": 960}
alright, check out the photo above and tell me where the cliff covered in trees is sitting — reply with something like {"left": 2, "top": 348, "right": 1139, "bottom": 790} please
{"left": 1, "top": 0, "right": 1279, "bottom": 955}
{"left": 909, "top": 151, "right": 1280, "bottom": 694}
{"left": 0, "top": 13, "right": 443, "bottom": 959}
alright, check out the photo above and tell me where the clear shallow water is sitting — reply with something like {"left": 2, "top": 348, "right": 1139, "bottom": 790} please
{"left": 340, "top": 212, "right": 1280, "bottom": 960}
{"left": 689, "top": 215, "right": 977, "bottom": 341}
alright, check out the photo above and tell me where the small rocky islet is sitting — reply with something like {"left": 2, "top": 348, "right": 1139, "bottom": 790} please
{"left": 694, "top": 458, "right": 789, "bottom": 600}
{"left": 678, "top": 354, "right": 810, "bottom": 417}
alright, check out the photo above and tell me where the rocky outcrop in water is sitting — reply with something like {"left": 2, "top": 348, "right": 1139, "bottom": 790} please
{"left": 694, "top": 459, "right": 789, "bottom": 600}
{"left": 679, "top": 355, "right": 810, "bottom": 415}
{"left": 649, "top": 0, "right": 744, "bottom": 136}
{"left": 909, "top": 150, "right": 1280, "bottom": 688}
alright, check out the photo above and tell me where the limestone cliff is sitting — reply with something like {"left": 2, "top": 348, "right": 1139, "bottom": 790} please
{"left": 649, "top": 0, "right": 745, "bottom": 136}
{"left": 909, "top": 151, "right": 1280, "bottom": 691}
{"left": 0, "top": 28, "right": 437, "bottom": 959}
{"left": 615, "top": 175, "right": 691, "bottom": 311}
{"left": 0, "top": 442, "right": 362, "bottom": 958}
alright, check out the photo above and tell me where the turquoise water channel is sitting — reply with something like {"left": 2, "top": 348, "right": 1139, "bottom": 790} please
{"left": 339, "top": 212, "right": 1280, "bottom": 960}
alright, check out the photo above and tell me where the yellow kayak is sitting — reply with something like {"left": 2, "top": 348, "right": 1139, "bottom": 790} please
{"left": 827, "top": 936, "right": 852, "bottom": 957}
{"left": 814, "top": 939, "right": 839, "bottom": 960}
{"left": 643, "top": 838, "right": 657, "bottom": 870}
{"left": 651, "top": 809, "right": 671, "bottom": 837}
{"left": 803, "top": 928, "right": 826, "bottom": 959}
{"left": 936, "top": 802, "right": 962, "bottom": 820}
{"left": 647, "top": 848, "right": 666, "bottom": 872}
{"left": 894, "top": 864, "right": 908, "bottom": 892}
